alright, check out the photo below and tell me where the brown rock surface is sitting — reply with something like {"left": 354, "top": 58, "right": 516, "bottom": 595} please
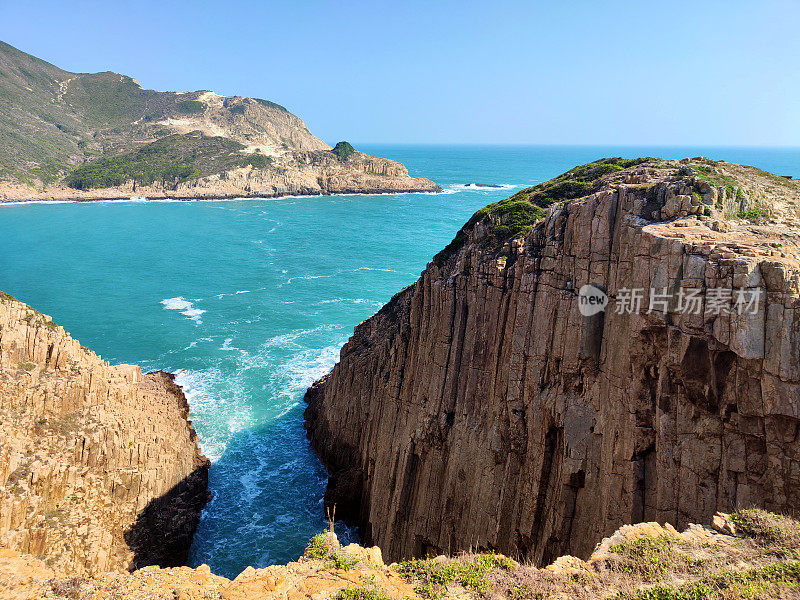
{"left": 0, "top": 293, "right": 209, "bottom": 576}
{"left": 305, "top": 158, "right": 800, "bottom": 565}
{"left": 0, "top": 535, "right": 415, "bottom": 600}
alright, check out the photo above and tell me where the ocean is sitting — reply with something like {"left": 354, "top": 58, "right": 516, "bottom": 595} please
{"left": 0, "top": 145, "right": 797, "bottom": 577}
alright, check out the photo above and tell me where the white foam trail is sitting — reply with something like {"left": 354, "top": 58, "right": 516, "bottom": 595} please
{"left": 161, "top": 296, "right": 206, "bottom": 324}
{"left": 447, "top": 183, "right": 520, "bottom": 192}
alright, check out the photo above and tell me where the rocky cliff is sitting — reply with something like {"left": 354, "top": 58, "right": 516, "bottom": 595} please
{"left": 305, "top": 158, "right": 800, "bottom": 565}
{"left": 0, "top": 41, "right": 438, "bottom": 201}
{"left": 0, "top": 292, "right": 209, "bottom": 576}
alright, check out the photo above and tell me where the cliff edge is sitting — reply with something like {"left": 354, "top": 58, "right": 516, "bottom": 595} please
{"left": 0, "top": 292, "right": 209, "bottom": 576}
{"left": 305, "top": 157, "right": 800, "bottom": 564}
{"left": 2, "top": 509, "right": 799, "bottom": 599}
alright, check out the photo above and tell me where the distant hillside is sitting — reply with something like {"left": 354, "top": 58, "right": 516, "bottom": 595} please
{"left": 0, "top": 41, "right": 438, "bottom": 199}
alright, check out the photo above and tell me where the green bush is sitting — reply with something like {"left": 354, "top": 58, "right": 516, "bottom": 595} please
{"left": 332, "top": 141, "right": 356, "bottom": 161}
{"left": 254, "top": 98, "right": 288, "bottom": 112}
{"left": 64, "top": 132, "right": 267, "bottom": 189}
{"left": 176, "top": 100, "right": 204, "bottom": 114}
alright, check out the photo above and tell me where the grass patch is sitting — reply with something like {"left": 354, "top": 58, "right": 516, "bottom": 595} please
{"left": 616, "top": 561, "right": 800, "bottom": 600}
{"left": 608, "top": 535, "right": 696, "bottom": 580}
{"left": 399, "top": 553, "right": 515, "bottom": 598}
{"left": 333, "top": 587, "right": 391, "bottom": 600}
{"left": 730, "top": 509, "right": 800, "bottom": 552}
{"left": 432, "top": 157, "right": 658, "bottom": 263}
{"left": 305, "top": 533, "right": 360, "bottom": 571}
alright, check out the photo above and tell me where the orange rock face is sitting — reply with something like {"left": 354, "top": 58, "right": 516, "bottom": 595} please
{"left": 305, "top": 160, "right": 800, "bottom": 565}
{"left": 0, "top": 293, "right": 209, "bottom": 576}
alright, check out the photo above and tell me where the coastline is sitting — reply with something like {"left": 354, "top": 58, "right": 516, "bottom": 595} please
{"left": 0, "top": 183, "right": 445, "bottom": 205}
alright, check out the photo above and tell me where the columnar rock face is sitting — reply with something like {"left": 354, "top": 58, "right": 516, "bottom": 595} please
{"left": 306, "top": 159, "right": 800, "bottom": 565}
{"left": 0, "top": 293, "right": 209, "bottom": 576}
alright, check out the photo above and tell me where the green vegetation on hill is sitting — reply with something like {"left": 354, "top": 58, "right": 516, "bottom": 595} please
{"left": 177, "top": 100, "right": 204, "bottom": 114}
{"left": 65, "top": 132, "right": 269, "bottom": 189}
{"left": 254, "top": 98, "right": 288, "bottom": 112}
{"left": 332, "top": 141, "right": 356, "bottom": 161}
{"left": 433, "top": 157, "right": 655, "bottom": 266}
{"left": 0, "top": 40, "right": 307, "bottom": 188}
{"left": 508, "top": 157, "right": 653, "bottom": 207}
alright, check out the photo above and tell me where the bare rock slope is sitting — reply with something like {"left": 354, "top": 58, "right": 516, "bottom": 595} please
{"left": 305, "top": 157, "right": 800, "bottom": 565}
{"left": 0, "top": 292, "right": 209, "bottom": 576}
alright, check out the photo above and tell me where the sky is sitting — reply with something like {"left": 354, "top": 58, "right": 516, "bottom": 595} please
{"left": 1, "top": 0, "right": 799, "bottom": 146}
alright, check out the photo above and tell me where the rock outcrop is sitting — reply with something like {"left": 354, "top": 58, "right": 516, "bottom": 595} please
{"left": 305, "top": 158, "right": 800, "bottom": 565}
{"left": 0, "top": 292, "right": 209, "bottom": 576}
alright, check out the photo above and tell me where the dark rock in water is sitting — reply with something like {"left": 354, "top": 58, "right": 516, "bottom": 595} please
{"left": 467, "top": 183, "right": 503, "bottom": 188}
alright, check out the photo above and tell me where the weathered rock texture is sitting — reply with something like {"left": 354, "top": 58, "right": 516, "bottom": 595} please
{"left": 306, "top": 159, "right": 800, "bottom": 564}
{"left": 0, "top": 293, "right": 209, "bottom": 576}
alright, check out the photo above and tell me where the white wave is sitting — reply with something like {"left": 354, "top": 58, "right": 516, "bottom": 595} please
{"left": 284, "top": 273, "right": 335, "bottom": 285}
{"left": 353, "top": 266, "right": 397, "bottom": 273}
{"left": 318, "top": 297, "right": 383, "bottom": 307}
{"left": 173, "top": 336, "right": 343, "bottom": 463}
{"left": 161, "top": 296, "right": 205, "bottom": 324}
{"left": 447, "top": 183, "right": 519, "bottom": 192}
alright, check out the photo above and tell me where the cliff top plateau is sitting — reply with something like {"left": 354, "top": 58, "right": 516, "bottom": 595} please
{"left": 0, "top": 41, "right": 438, "bottom": 201}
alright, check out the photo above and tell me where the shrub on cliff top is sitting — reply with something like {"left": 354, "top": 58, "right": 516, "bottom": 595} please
{"left": 305, "top": 532, "right": 360, "bottom": 571}
{"left": 432, "top": 157, "right": 660, "bottom": 266}
{"left": 332, "top": 141, "right": 356, "bottom": 161}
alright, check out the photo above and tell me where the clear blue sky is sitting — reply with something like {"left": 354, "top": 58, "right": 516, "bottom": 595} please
{"left": 2, "top": 0, "right": 798, "bottom": 146}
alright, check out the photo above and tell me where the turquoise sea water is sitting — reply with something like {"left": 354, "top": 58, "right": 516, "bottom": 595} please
{"left": 0, "top": 145, "right": 798, "bottom": 577}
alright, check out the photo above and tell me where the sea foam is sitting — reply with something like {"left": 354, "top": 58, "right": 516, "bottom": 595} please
{"left": 161, "top": 296, "right": 206, "bottom": 324}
